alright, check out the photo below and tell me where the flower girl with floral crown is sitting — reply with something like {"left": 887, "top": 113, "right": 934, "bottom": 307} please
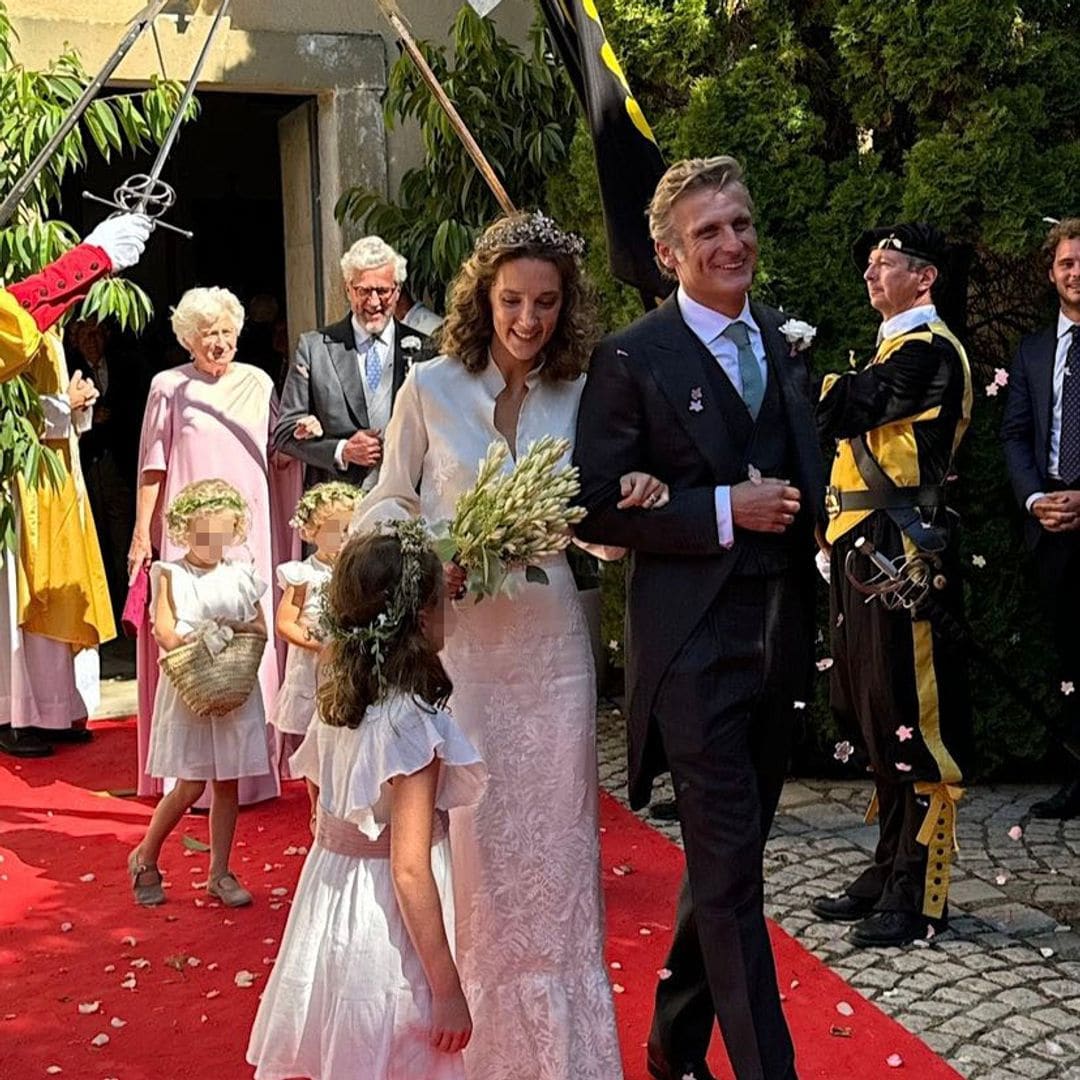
{"left": 270, "top": 482, "right": 361, "bottom": 755}
{"left": 247, "top": 521, "right": 486, "bottom": 1080}
{"left": 127, "top": 479, "right": 271, "bottom": 909}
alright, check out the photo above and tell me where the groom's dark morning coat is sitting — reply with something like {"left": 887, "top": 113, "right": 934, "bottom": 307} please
{"left": 575, "top": 296, "right": 824, "bottom": 809}
{"left": 575, "top": 294, "right": 823, "bottom": 1080}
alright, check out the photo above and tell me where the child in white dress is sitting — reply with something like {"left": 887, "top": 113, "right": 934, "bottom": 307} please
{"left": 248, "top": 521, "right": 485, "bottom": 1080}
{"left": 128, "top": 480, "right": 271, "bottom": 909}
{"left": 270, "top": 482, "right": 361, "bottom": 749}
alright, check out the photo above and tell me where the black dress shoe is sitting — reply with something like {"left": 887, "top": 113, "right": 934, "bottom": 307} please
{"left": 848, "top": 910, "right": 944, "bottom": 948}
{"left": 0, "top": 725, "right": 53, "bottom": 758}
{"left": 649, "top": 799, "right": 680, "bottom": 822}
{"left": 647, "top": 1055, "right": 716, "bottom": 1080}
{"left": 35, "top": 725, "right": 93, "bottom": 744}
{"left": 1030, "top": 780, "right": 1080, "bottom": 820}
{"left": 810, "top": 892, "right": 877, "bottom": 922}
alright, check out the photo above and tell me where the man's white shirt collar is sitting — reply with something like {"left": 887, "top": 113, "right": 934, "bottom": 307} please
{"left": 878, "top": 303, "right": 937, "bottom": 343}
{"left": 676, "top": 286, "right": 758, "bottom": 344}
{"left": 1057, "top": 310, "right": 1080, "bottom": 341}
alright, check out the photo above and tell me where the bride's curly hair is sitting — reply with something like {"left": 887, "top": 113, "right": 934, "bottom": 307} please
{"left": 437, "top": 211, "right": 598, "bottom": 381}
{"left": 316, "top": 531, "right": 451, "bottom": 728}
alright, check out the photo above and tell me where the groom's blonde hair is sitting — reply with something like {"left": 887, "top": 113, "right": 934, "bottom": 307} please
{"left": 648, "top": 156, "right": 753, "bottom": 255}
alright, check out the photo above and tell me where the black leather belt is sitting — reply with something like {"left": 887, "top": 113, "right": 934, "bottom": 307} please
{"left": 826, "top": 485, "right": 946, "bottom": 516}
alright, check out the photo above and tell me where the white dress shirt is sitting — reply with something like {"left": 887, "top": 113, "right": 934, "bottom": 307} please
{"left": 676, "top": 286, "right": 767, "bottom": 548}
{"left": 334, "top": 316, "right": 396, "bottom": 488}
{"left": 1025, "top": 310, "right": 1080, "bottom": 512}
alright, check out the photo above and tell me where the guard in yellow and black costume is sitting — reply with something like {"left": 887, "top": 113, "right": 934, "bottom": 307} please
{"left": 812, "top": 222, "right": 974, "bottom": 948}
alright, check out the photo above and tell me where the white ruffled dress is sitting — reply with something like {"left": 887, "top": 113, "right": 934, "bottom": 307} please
{"left": 247, "top": 693, "right": 486, "bottom": 1080}
{"left": 268, "top": 555, "right": 332, "bottom": 736}
{"left": 146, "top": 559, "right": 271, "bottom": 781}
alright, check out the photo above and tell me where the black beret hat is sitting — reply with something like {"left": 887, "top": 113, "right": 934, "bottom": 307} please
{"left": 851, "top": 221, "right": 949, "bottom": 271}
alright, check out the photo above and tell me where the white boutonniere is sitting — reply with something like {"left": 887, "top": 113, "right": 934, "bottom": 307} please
{"left": 400, "top": 335, "right": 422, "bottom": 352}
{"left": 778, "top": 318, "right": 817, "bottom": 354}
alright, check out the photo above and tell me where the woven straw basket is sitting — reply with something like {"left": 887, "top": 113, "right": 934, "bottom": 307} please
{"left": 159, "top": 632, "right": 265, "bottom": 719}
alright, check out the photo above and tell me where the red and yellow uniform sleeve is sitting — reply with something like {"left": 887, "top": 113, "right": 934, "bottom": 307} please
{"left": 1, "top": 244, "right": 113, "bottom": 380}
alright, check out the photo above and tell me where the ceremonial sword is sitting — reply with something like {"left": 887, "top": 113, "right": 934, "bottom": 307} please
{"left": 82, "top": 0, "right": 233, "bottom": 239}
{"left": 0, "top": 0, "right": 178, "bottom": 230}
{"left": 845, "top": 536, "right": 1049, "bottom": 727}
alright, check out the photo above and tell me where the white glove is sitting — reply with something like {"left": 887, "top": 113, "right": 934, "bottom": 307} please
{"left": 83, "top": 213, "right": 153, "bottom": 272}
{"left": 815, "top": 548, "right": 832, "bottom": 585}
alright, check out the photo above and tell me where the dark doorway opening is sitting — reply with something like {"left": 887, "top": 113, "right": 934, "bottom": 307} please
{"left": 60, "top": 89, "right": 311, "bottom": 672}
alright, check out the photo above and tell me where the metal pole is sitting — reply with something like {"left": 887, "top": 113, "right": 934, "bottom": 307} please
{"left": 138, "top": 0, "right": 232, "bottom": 202}
{"left": 0, "top": 0, "right": 173, "bottom": 229}
{"left": 373, "top": 0, "right": 517, "bottom": 216}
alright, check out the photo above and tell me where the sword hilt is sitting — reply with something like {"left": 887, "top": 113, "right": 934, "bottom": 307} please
{"left": 82, "top": 176, "right": 193, "bottom": 239}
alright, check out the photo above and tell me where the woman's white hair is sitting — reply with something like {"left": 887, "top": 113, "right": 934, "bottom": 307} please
{"left": 170, "top": 286, "right": 246, "bottom": 349}
{"left": 339, "top": 235, "right": 407, "bottom": 284}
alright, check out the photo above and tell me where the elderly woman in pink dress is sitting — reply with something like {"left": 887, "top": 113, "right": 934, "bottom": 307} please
{"left": 128, "top": 287, "right": 300, "bottom": 804}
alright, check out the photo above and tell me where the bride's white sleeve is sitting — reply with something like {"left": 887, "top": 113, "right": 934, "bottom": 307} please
{"left": 351, "top": 366, "right": 427, "bottom": 533}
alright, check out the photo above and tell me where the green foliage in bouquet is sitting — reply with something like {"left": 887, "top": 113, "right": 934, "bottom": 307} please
{"left": 551, "top": 0, "right": 1080, "bottom": 777}
{"left": 0, "top": 1, "right": 194, "bottom": 553}
{"left": 431, "top": 435, "right": 586, "bottom": 601}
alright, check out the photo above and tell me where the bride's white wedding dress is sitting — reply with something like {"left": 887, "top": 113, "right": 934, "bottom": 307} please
{"left": 353, "top": 355, "right": 623, "bottom": 1080}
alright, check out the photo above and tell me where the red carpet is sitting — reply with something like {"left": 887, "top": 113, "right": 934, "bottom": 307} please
{"left": 0, "top": 719, "right": 961, "bottom": 1079}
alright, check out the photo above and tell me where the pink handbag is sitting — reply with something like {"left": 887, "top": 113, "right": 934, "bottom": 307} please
{"left": 121, "top": 563, "right": 149, "bottom": 638}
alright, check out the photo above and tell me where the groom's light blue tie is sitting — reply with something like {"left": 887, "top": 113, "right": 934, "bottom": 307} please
{"left": 721, "top": 320, "right": 764, "bottom": 419}
{"left": 362, "top": 336, "right": 382, "bottom": 394}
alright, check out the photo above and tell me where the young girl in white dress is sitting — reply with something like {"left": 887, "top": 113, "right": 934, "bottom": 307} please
{"left": 247, "top": 520, "right": 486, "bottom": 1080}
{"left": 127, "top": 479, "right": 271, "bottom": 909}
{"left": 270, "top": 482, "right": 361, "bottom": 752}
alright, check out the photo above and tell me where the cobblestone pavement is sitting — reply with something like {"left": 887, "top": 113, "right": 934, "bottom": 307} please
{"left": 597, "top": 704, "right": 1080, "bottom": 1080}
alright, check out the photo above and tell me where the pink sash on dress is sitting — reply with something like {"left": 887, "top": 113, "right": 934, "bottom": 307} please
{"left": 315, "top": 807, "right": 448, "bottom": 858}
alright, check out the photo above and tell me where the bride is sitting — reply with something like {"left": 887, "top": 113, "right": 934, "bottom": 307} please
{"left": 353, "top": 211, "right": 667, "bottom": 1079}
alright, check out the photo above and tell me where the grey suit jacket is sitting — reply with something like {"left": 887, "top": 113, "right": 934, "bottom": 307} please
{"left": 272, "top": 315, "right": 432, "bottom": 487}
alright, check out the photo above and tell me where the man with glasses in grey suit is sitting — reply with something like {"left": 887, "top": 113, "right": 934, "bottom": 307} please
{"left": 274, "top": 236, "right": 433, "bottom": 490}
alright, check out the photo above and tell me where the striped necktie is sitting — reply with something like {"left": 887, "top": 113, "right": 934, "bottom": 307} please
{"left": 722, "top": 320, "right": 765, "bottom": 419}
{"left": 1059, "top": 325, "right": 1080, "bottom": 486}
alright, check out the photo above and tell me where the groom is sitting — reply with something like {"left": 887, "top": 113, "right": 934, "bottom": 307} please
{"left": 574, "top": 156, "right": 823, "bottom": 1080}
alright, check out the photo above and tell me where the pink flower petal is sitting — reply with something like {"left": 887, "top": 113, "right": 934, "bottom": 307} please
{"left": 836, "top": 1001, "right": 854, "bottom": 1017}
{"left": 886, "top": 1052, "right": 904, "bottom": 1068}
{"left": 1008, "top": 825, "right": 1023, "bottom": 841}
{"left": 657, "top": 968, "right": 673, "bottom": 980}
{"left": 895, "top": 725, "right": 914, "bottom": 742}
{"left": 895, "top": 762, "right": 912, "bottom": 772}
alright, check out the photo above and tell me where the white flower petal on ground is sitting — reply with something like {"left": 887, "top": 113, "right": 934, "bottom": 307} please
{"left": 129, "top": 958, "right": 150, "bottom": 969}
{"left": 270, "top": 887, "right": 288, "bottom": 897}
{"left": 77, "top": 1001, "right": 100, "bottom": 1015}
{"left": 45, "top": 1067, "right": 62, "bottom": 1075}
{"left": 1008, "top": 825, "right": 1023, "bottom": 840}
{"left": 89, "top": 1033, "right": 109, "bottom": 1048}
{"left": 1041, "top": 946, "right": 1055, "bottom": 958}
{"left": 120, "top": 936, "right": 136, "bottom": 947}
{"left": 234, "top": 970, "right": 257, "bottom": 988}
{"left": 657, "top": 968, "right": 673, "bottom": 980}
{"left": 835, "top": 1001, "right": 855, "bottom": 1017}
{"left": 110, "top": 1017, "right": 127, "bottom": 1029}
{"left": 612, "top": 983, "right": 625, "bottom": 994}
{"left": 886, "top": 1052, "right": 904, "bottom": 1067}
{"left": 59, "top": 922, "right": 73, "bottom": 933}
{"left": 995, "top": 871, "right": 1009, "bottom": 885}
{"left": 78, "top": 873, "right": 95, "bottom": 883}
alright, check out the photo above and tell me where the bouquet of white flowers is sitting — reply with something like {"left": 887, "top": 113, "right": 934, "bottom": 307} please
{"left": 431, "top": 435, "right": 587, "bottom": 600}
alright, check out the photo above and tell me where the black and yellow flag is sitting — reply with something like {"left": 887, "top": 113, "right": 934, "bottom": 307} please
{"left": 539, "top": 0, "right": 670, "bottom": 300}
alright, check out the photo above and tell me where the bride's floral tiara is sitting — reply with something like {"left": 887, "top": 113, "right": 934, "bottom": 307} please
{"left": 475, "top": 210, "right": 585, "bottom": 258}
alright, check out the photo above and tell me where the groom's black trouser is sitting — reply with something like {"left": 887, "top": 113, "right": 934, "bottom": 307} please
{"left": 648, "top": 571, "right": 801, "bottom": 1080}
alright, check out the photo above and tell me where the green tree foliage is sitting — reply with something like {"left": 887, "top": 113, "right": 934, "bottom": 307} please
{"left": 553, "top": 0, "right": 1080, "bottom": 776}
{"left": 0, "top": 2, "right": 192, "bottom": 551}
{"left": 335, "top": 6, "right": 577, "bottom": 308}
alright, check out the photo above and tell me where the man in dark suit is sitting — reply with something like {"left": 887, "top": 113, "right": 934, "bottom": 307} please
{"left": 574, "top": 156, "right": 823, "bottom": 1080}
{"left": 1001, "top": 217, "right": 1080, "bottom": 818}
{"left": 273, "top": 236, "right": 432, "bottom": 490}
